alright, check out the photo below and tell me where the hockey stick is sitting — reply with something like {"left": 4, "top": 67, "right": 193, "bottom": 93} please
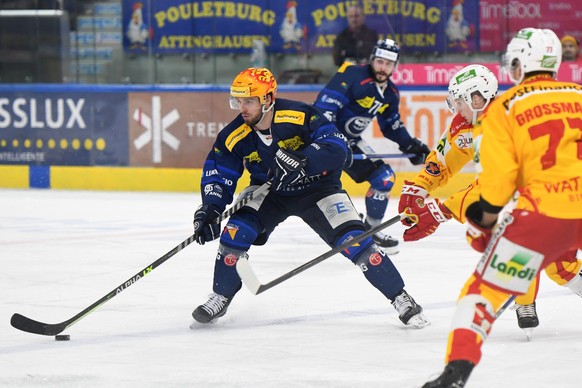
{"left": 10, "top": 182, "right": 271, "bottom": 336}
{"left": 353, "top": 153, "right": 415, "bottom": 160}
{"left": 236, "top": 213, "right": 404, "bottom": 295}
{"left": 495, "top": 295, "right": 517, "bottom": 319}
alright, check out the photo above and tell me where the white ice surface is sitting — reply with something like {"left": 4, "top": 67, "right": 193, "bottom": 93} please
{"left": 1, "top": 189, "right": 580, "bottom": 388}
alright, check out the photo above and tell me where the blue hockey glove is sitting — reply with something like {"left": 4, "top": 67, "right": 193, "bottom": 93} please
{"left": 271, "top": 148, "right": 307, "bottom": 191}
{"left": 401, "top": 138, "right": 431, "bottom": 165}
{"left": 193, "top": 204, "right": 221, "bottom": 245}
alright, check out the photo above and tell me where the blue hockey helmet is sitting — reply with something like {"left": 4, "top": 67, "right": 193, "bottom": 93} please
{"left": 369, "top": 39, "right": 400, "bottom": 64}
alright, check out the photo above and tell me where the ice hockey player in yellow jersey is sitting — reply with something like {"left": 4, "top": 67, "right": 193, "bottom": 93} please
{"left": 421, "top": 28, "right": 582, "bottom": 388}
{"left": 399, "top": 62, "right": 582, "bottom": 339}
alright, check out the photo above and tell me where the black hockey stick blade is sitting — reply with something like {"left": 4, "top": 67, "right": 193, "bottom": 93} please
{"left": 236, "top": 213, "right": 403, "bottom": 295}
{"left": 11, "top": 314, "right": 67, "bottom": 336}
{"left": 11, "top": 183, "right": 271, "bottom": 336}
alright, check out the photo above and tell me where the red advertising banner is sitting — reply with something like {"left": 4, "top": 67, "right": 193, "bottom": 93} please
{"left": 393, "top": 61, "right": 582, "bottom": 85}
{"left": 479, "top": 1, "right": 582, "bottom": 52}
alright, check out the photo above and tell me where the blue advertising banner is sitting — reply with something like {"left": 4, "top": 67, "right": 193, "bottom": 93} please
{"left": 122, "top": 0, "right": 479, "bottom": 55}
{"left": 0, "top": 90, "right": 129, "bottom": 166}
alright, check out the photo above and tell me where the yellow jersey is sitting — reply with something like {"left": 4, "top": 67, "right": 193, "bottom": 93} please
{"left": 408, "top": 112, "right": 481, "bottom": 223}
{"left": 479, "top": 75, "right": 582, "bottom": 219}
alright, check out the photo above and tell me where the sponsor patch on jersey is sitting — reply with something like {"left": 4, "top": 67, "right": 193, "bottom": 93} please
{"left": 310, "top": 113, "right": 319, "bottom": 122}
{"left": 368, "top": 252, "right": 383, "bottom": 266}
{"left": 479, "top": 237, "right": 544, "bottom": 294}
{"left": 224, "top": 254, "right": 238, "bottom": 266}
{"left": 318, "top": 192, "right": 359, "bottom": 229}
{"left": 424, "top": 161, "right": 441, "bottom": 177}
{"left": 213, "top": 146, "right": 222, "bottom": 156}
{"left": 225, "top": 124, "right": 252, "bottom": 151}
{"left": 274, "top": 110, "right": 305, "bottom": 125}
{"left": 456, "top": 133, "right": 473, "bottom": 149}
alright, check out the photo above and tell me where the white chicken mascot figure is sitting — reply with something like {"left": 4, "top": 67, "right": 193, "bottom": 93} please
{"left": 127, "top": 2, "right": 149, "bottom": 51}
{"left": 280, "top": 1, "right": 306, "bottom": 50}
{"left": 445, "top": 0, "right": 472, "bottom": 49}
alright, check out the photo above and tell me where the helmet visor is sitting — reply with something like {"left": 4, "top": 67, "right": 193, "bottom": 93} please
{"left": 229, "top": 96, "right": 261, "bottom": 110}
{"left": 446, "top": 95, "right": 464, "bottom": 114}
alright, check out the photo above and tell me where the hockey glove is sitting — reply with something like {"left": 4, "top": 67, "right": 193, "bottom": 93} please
{"left": 398, "top": 181, "right": 430, "bottom": 227}
{"left": 401, "top": 138, "right": 431, "bottom": 165}
{"left": 401, "top": 197, "right": 452, "bottom": 242}
{"left": 271, "top": 148, "right": 307, "bottom": 191}
{"left": 465, "top": 202, "right": 494, "bottom": 253}
{"left": 193, "top": 204, "right": 222, "bottom": 245}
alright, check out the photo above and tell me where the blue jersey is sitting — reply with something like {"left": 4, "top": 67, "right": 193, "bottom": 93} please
{"left": 314, "top": 62, "right": 415, "bottom": 149}
{"left": 201, "top": 98, "right": 348, "bottom": 211}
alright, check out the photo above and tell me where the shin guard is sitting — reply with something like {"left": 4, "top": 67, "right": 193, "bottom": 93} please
{"left": 212, "top": 244, "right": 247, "bottom": 297}
{"left": 354, "top": 244, "right": 405, "bottom": 300}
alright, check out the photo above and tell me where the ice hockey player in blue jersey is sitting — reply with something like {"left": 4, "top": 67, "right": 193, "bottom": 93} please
{"left": 190, "top": 67, "right": 429, "bottom": 329}
{"left": 314, "top": 39, "right": 430, "bottom": 253}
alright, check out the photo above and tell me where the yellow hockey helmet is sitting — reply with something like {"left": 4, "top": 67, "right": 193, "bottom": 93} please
{"left": 230, "top": 68, "right": 277, "bottom": 107}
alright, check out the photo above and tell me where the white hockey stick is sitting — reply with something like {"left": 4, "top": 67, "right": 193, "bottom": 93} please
{"left": 236, "top": 213, "right": 404, "bottom": 295}
{"left": 353, "top": 153, "right": 415, "bottom": 160}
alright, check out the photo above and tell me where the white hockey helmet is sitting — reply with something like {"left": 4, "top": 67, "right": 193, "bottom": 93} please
{"left": 502, "top": 28, "right": 562, "bottom": 85}
{"left": 447, "top": 64, "right": 498, "bottom": 115}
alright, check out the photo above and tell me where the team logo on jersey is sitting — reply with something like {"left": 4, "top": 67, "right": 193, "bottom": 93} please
{"left": 356, "top": 96, "right": 375, "bottom": 109}
{"left": 213, "top": 147, "right": 222, "bottom": 156}
{"left": 223, "top": 225, "right": 239, "bottom": 240}
{"left": 345, "top": 116, "right": 371, "bottom": 136}
{"left": 277, "top": 136, "right": 304, "bottom": 151}
{"left": 342, "top": 241, "right": 360, "bottom": 255}
{"left": 424, "top": 161, "right": 441, "bottom": 177}
{"left": 368, "top": 252, "right": 383, "bottom": 266}
{"left": 244, "top": 151, "right": 262, "bottom": 164}
{"left": 310, "top": 114, "right": 319, "bottom": 122}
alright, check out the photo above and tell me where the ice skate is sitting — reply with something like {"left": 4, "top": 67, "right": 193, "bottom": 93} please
{"left": 363, "top": 217, "right": 399, "bottom": 254}
{"left": 423, "top": 360, "right": 474, "bottom": 388}
{"left": 391, "top": 290, "right": 430, "bottom": 328}
{"left": 191, "top": 292, "right": 232, "bottom": 325}
{"left": 513, "top": 302, "right": 539, "bottom": 341}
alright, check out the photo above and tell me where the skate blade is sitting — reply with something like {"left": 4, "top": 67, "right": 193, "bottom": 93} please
{"left": 523, "top": 328, "right": 533, "bottom": 341}
{"left": 382, "top": 247, "right": 399, "bottom": 255}
{"left": 189, "top": 319, "right": 219, "bottom": 329}
{"left": 407, "top": 313, "right": 431, "bottom": 329}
